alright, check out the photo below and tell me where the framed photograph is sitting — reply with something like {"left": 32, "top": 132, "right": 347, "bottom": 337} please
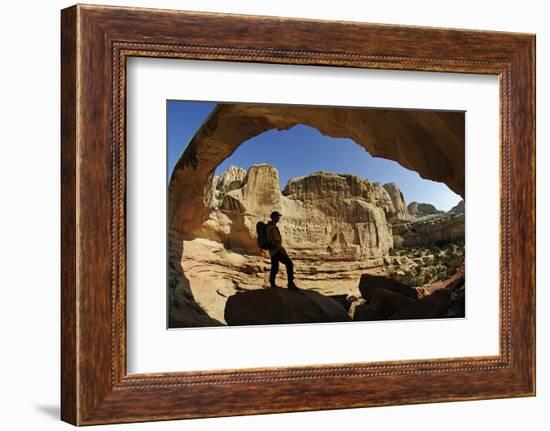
{"left": 165, "top": 101, "right": 466, "bottom": 330}
{"left": 61, "top": 4, "right": 536, "bottom": 425}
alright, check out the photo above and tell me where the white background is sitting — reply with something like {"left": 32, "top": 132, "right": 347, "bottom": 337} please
{"left": 0, "top": 0, "right": 547, "bottom": 430}
{"left": 127, "top": 59, "right": 499, "bottom": 373}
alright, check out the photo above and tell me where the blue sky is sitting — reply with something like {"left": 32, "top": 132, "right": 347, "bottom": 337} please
{"left": 167, "top": 101, "right": 462, "bottom": 211}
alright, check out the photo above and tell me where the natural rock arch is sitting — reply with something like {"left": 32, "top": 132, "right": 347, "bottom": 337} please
{"left": 169, "top": 103, "right": 464, "bottom": 235}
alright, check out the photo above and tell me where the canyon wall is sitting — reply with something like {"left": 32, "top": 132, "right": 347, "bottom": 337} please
{"left": 198, "top": 164, "right": 406, "bottom": 257}
{"left": 193, "top": 164, "right": 464, "bottom": 257}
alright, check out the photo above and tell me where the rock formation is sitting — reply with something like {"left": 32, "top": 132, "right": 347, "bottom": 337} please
{"left": 199, "top": 164, "right": 465, "bottom": 255}
{"left": 216, "top": 165, "right": 246, "bottom": 193}
{"left": 392, "top": 213, "right": 465, "bottom": 247}
{"left": 351, "top": 267, "right": 464, "bottom": 321}
{"left": 383, "top": 183, "right": 410, "bottom": 221}
{"left": 168, "top": 162, "right": 465, "bottom": 327}
{"left": 197, "top": 164, "right": 412, "bottom": 258}
{"left": 165, "top": 98, "right": 467, "bottom": 328}
{"left": 448, "top": 199, "right": 465, "bottom": 214}
{"left": 407, "top": 201, "right": 445, "bottom": 217}
{"left": 358, "top": 274, "right": 419, "bottom": 300}
{"left": 389, "top": 289, "right": 452, "bottom": 320}
{"left": 224, "top": 287, "right": 351, "bottom": 325}
{"left": 168, "top": 103, "right": 464, "bottom": 236}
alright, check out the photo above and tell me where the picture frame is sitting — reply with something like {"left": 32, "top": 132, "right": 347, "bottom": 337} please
{"left": 60, "top": 4, "right": 535, "bottom": 425}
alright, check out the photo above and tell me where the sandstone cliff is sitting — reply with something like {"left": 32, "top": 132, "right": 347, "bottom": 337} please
{"left": 196, "top": 164, "right": 466, "bottom": 257}
{"left": 196, "top": 164, "right": 417, "bottom": 258}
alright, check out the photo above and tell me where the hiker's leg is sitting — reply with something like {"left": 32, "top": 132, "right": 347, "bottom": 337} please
{"left": 280, "top": 254, "right": 294, "bottom": 285}
{"left": 269, "top": 254, "right": 280, "bottom": 287}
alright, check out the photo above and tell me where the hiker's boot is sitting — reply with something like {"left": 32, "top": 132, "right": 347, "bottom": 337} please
{"left": 288, "top": 282, "right": 299, "bottom": 291}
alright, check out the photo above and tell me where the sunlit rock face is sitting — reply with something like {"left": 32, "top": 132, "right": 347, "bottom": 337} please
{"left": 382, "top": 182, "right": 410, "bottom": 221}
{"left": 196, "top": 164, "right": 404, "bottom": 258}
{"left": 168, "top": 103, "right": 464, "bottom": 236}
{"left": 216, "top": 165, "right": 246, "bottom": 193}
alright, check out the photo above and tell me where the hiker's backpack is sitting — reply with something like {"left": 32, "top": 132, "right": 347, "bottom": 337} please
{"left": 256, "top": 221, "right": 270, "bottom": 250}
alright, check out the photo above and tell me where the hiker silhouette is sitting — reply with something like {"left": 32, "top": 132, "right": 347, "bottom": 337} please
{"left": 265, "top": 211, "right": 298, "bottom": 290}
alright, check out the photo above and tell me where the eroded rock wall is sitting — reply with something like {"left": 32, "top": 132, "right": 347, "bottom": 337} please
{"left": 196, "top": 164, "right": 406, "bottom": 258}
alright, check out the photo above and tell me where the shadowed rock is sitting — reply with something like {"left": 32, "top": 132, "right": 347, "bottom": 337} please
{"left": 418, "top": 267, "right": 465, "bottom": 318}
{"left": 420, "top": 267, "right": 465, "bottom": 296}
{"left": 354, "top": 273, "right": 460, "bottom": 321}
{"left": 352, "top": 288, "right": 415, "bottom": 321}
{"left": 224, "top": 287, "right": 351, "bottom": 326}
{"left": 369, "top": 288, "right": 416, "bottom": 318}
{"left": 359, "top": 274, "right": 419, "bottom": 300}
{"left": 168, "top": 232, "right": 223, "bottom": 328}
{"left": 350, "top": 301, "right": 380, "bottom": 321}
{"left": 448, "top": 285, "right": 465, "bottom": 318}
{"left": 389, "top": 289, "right": 452, "bottom": 320}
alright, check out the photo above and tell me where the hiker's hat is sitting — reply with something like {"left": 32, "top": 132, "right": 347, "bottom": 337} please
{"left": 270, "top": 211, "right": 282, "bottom": 219}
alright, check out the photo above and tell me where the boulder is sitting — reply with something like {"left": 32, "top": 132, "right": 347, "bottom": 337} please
{"left": 358, "top": 274, "right": 419, "bottom": 300}
{"left": 350, "top": 300, "right": 381, "bottom": 321}
{"left": 389, "top": 289, "right": 452, "bottom": 320}
{"left": 224, "top": 287, "right": 351, "bottom": 325}
{"left": 421, "top": 266, "right": 465, "bottom": 296}
{"left": 370, "top": 288, "right": 415, "bottom": 316}
{"left": 356, "top": 288, "right": 415, "bottom": 320}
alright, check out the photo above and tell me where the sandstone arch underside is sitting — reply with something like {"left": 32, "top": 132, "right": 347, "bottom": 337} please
{"left": 169, "top": 103, "right": 464, "bottom": 234}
